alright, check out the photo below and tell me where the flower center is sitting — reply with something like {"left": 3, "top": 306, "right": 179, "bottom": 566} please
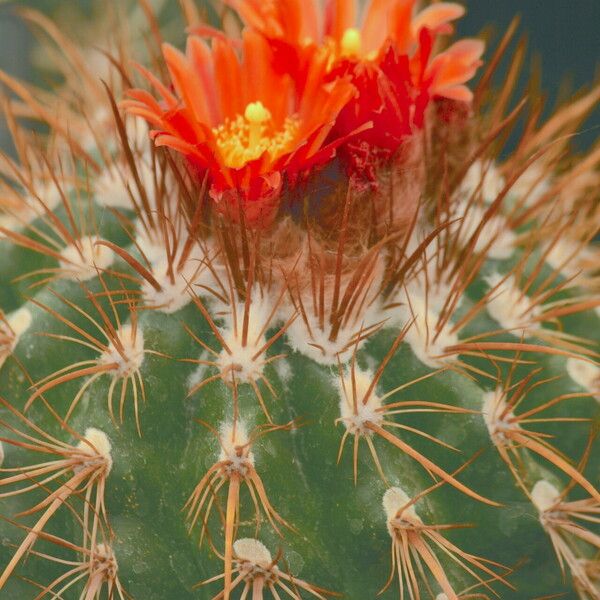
{"left": 340, "top": 27, "right": 362, "bottom": 57}
{"left": 212, "top": 101, "right": 300, "bottom": 169}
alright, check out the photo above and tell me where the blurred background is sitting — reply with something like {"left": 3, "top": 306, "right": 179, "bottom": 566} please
{"left": 0, "top": 0, "right": 598, "bottom": 154}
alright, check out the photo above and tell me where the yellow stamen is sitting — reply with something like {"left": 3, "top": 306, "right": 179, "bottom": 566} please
{"left": 212, "top": 102, "right": 300, "bottom": 169}
{"left": 340, "top": 27, "right": 362, "bottom": 58}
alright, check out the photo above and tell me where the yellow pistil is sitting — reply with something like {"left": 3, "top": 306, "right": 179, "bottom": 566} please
{"left": 245, "top": 101, "right": 271, "bottom": 151}
{"left": 212, "top": 101, "right": 300, "bottom": 169}
{"left": 340, "top": 27, "right": 362, "bottom": 58}
{"left": 244, "top": 101, "right": 270, "bottom": 124}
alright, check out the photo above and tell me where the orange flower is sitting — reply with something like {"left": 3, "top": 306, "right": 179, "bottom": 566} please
{"left": 123, "top": 31, "right": 356, "bottom": 226}
{"left": 228, "top": 0, "right": 463, "bottom": 62}
{"left": 227, "top": 1, "right": 484, "bottom": 158}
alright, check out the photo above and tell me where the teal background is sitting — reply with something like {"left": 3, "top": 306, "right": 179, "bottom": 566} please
{"left": 457, "top": 2, "right": 600, "bottom": 151}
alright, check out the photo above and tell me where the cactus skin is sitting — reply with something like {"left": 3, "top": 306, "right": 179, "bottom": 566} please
{"left": 1, "top": 3, "right": 600, "bottom": 600}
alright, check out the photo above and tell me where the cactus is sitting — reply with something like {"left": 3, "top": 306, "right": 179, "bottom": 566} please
{"left": 0, "top": 2, "right": 599, "bottom": 599}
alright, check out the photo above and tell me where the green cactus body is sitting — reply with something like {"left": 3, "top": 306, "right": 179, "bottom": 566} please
{"left": 0, "top": 2, "right": 599, "bottom": 599}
